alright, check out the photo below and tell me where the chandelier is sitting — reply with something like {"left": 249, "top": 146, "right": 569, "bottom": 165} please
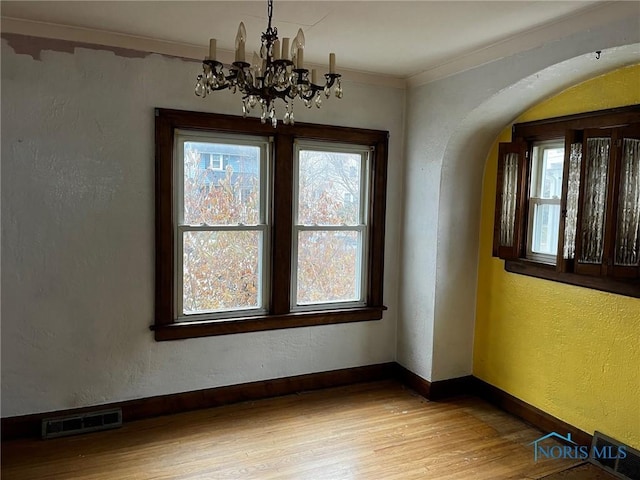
{"left": 194, "top": 0, "right": 342, "bottom": 127}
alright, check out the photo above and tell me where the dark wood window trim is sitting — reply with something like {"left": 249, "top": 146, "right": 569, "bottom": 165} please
{"left": 494, "top": 105, "right": 640, "bottom": 298}
{"left": 505, "top": 259, "right": 639, "bottom": 298}
{"left": 153, "top": 109, "right": 389, "bottom": 341}
{"left": 511, "top": 105, "right": 640, "bottom": 139}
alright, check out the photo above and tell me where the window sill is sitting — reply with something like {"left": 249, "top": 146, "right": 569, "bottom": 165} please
{"left": 151, "top": 306, "right": 387, "bottom": 341}
{"left": 505, "top": 259, "right": 640, "bottom": 298}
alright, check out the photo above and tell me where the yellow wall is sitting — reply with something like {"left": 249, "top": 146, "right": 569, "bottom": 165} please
{"left": 474, "top": 64, "right": 640, "bottom": 449}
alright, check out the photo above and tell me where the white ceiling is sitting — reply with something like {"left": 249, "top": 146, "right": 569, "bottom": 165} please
{"left": 1, "top": 1, "right": 634, "bottom": 82}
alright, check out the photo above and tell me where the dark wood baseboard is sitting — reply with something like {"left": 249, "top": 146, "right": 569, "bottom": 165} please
{"left": 392, "top": 366, "right": 593, "bottom": 446}
{"left": 1, "top": 363, "right": 594, "bottom": 447}
{"left": 394, "top": 364, "right": 473, "bottom": 401}
{"left": 470, "top": 377, "right": 593, "bottom": 446}
{"left": 1, "top": 362, "right": 396, "bottom": 442}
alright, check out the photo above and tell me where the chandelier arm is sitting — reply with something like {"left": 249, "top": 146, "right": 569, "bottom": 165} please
{"left": 237, "top": 84, "right": 291, "bottom": 101}
{"left": 300, "top": 87, "right": 317, "bottom": 101}
{"left": 298, "top": 73, "right": 341, "bottom": 100}
{"left": 322, "top": 73, "right": 341, "bottom": 88}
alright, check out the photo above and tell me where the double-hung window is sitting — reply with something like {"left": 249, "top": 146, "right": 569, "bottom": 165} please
{"left": 176, "top": 132, "right": 269, "bottom": 319}
{"left": 154, "top": 109, "right": 388, "bottom": 340}
{"left": 526, "top": 140, "right": 564, "bottom": 264}
{"left": 492, "top": 105, "right": 640, "bottom": 297}
{"left": 293, "top": 143, "right": 370, "bottom": 308}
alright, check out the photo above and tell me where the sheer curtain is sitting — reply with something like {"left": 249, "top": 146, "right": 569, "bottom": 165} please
{"left": 615, "top": 138, "right": 640, "bottom": 266}
{"left": 563, "top": 143, "right": 582, "bottom": 260}
{"left": 579, "top": 138, "right": 610, "bottom": 264}
{"left": 500, "top": 153, "right": 518, "bottom": 247}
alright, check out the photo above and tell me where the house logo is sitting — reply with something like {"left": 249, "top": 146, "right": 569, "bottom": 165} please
{"left": 528, "top": 432, "right": 627, "bottom": 463}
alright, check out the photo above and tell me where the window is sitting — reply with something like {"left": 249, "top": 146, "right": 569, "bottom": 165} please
{"left": 493, "top": 105, "right": 640, "bottom": 298}
{"left": 293, "top": 144, "right": 369, "bottom": 308}
{"left": 197, "top": 152, "right": 223, "bottom": 171}
{"left": 177, "top": 133, "right": 268, "bottom": 318}
{"left": 527, "top": 140, "right": 564, "bottom": 264}
{"left": 154, "top": 109, "right": 388, "bottom": 340}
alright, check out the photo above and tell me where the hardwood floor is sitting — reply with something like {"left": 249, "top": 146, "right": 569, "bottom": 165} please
{"left": 2, "top": 380, "right": 596, "bottom": 479}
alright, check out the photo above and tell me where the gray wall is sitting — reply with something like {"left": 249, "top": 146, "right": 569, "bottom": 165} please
{"left": 1, "top": 41, "right": 405, "bottom": 416}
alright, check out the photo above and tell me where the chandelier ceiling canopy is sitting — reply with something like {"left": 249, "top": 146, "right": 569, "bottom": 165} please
{"left": 195, "top": 0, "right": 342, "bottom": 127}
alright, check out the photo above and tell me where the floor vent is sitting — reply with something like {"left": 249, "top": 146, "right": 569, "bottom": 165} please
{"left": 590, "top": 431, "right": 640, "bottom": 480}
{"left": 41, "top": 408, "right": 122, "bottom": 439}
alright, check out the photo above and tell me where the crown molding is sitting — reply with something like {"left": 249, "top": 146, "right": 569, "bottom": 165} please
{"left": 407, "top": 1, "right": 639, "bottom": 88}
{"left": 1, "top": 16, "right": 405, "bottom": 89}
{"left": 4, "top": 1, "right": 636, "bottom": 91}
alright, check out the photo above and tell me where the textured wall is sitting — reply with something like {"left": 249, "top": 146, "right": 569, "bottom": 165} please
{"left": 474, "top": 65, "right": 640, "bottom": 449}
{"left": 0, "top": 38, "right": 404, "bottom": 417}
{"left": 399, "top": 12, "right": 639, "bottom": 382}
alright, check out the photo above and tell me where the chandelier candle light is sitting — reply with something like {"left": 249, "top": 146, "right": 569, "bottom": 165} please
{"left": 194, "top": 0, "right": 342, "bottom": 127}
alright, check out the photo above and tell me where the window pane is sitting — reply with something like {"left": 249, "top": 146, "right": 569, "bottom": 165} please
{"left": 298, "top": 150, "right": 362, "bottom": 225}
{"left": 183, "top": 142, "right": 260, "bottom": 225}
{"left": 296, "top": 230, "right": 360, "bottom": 304}
{"left": 531, "top": 203, "right": 561, "bottom": 255}
{"left": 183, "top": 230, "right": 261, "bottom": 314}
{"left": 538, "top": 147, "right": 564, "bottom": 198}
{"left": 579, "top": 138, "right": 610, "bottom": 264}
{"left": 615, "top": 138, "right": 640, "bottom": 266}
{"left": 500, "top": 152, "right": 519, "bottom": 247}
